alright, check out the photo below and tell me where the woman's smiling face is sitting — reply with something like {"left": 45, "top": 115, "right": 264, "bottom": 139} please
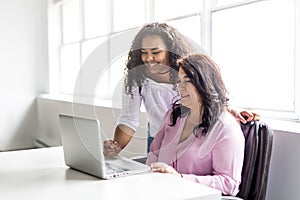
{"left": 177, "top": 67, "right": 202, "bottom": 110}
{"left": 140, "top": 35, "right": 170, "bottom": 75}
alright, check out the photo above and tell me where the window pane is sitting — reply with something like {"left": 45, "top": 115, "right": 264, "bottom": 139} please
{"left": 109, "top": 54, "right": 127, "bottom": 105}
{"left": 113, "top": 0, "right": 145, "bottom": 32}
{"left": 168, "top": 16, "right": 202, "bottom": 51}
{"left": 82, "top": 36, "right": 107, "bottom": 64}
{"left": 82, "top": 37, "right": 110, "bottom": 98}
{"left": 94, "top": 61, "right": 114, "bottom": 98}
{"left": 60, "top": 43, "right": 81, "bottom": 94}
{"left": 94, "top": 51, "right": 128, "bottom": 100}
{"left": 62, "top": 0, "right": 81, "bottom": 43}
{"left": 212, "top": 0, "right": 295, "bottom": 111}
{"left": 84, "top": 0, "right": 108, "bottom": 38}
{"left": 154, "top": 0, "right": 202, "bottom": 20}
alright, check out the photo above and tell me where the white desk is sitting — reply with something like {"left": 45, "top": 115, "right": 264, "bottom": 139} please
{"left": 0, "top": 147, "right": 221, "bottom": 200}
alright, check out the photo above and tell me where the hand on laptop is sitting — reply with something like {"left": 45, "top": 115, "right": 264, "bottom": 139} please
{"left": 103, "top": 139, "right": 122, "bottom": 158}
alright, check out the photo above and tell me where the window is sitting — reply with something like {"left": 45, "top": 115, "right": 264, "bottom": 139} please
{"left": 211, "top": 0, "right": 297, "bottom": 120}
{"left": 49, "top": 0, "right": 202, "bottom": 98}
{"left": 48, "top": 0, "right": 300, "bottom": 122}
{"left": 167, "top": 16, "right": 202, "bottom": 49}
{"left": 154, "top": 0, "right": 202, "bottom": 20}
{"left": 62, "top": 0, "right": 81, "bottom": 44}
{"left": 60, "top": 43, "right": 80, "bottom": 93}
{"left": 84, "top": 0, "right": 108, "bottom": 38}
{"left": 113, "top": 0, "right": 145, "bottom": 32}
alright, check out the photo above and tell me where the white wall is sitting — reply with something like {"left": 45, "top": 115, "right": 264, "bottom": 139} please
{"left": 0, "top": 0, "right": 48, "bottom": 150}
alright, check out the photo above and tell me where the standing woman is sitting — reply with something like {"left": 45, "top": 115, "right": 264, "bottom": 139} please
{"left": 104, "top": 22, "right": 197, "bottom": 156}
{"left": 147, "top": 54, "right": 245, "bottom": 196}
{"left": 104, "top": 22, "right": 254, "bottom": 157}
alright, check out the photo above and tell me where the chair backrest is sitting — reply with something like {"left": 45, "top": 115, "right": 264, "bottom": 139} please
{"left": 237, "top": 120, "right": 273, "bottom": 200}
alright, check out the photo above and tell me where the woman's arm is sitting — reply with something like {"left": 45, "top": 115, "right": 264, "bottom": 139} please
{"left": 103, "top": 124, "right": 134, "bottom": 158}
{"left": 114, "top": 124, "right": 134, "bottom": 149}
{"left": 152, "top": 122, "right": 245, "bottom": 196}
{"left": 227, "top": 106, "right": 260, "bottom": 123}
{"left": 182, "top": 125, "right": 245, "bottom": 196}
{"left": 103, "top": 84, "right": 142, "bottom": 158}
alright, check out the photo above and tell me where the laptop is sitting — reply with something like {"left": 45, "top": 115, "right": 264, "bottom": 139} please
{"left": 58, "top": 114, "right": 151, "bottom": 179}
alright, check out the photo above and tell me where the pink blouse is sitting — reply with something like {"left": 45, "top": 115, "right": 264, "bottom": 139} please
{"left": 146, "top": 109, "right": 245, "bottom": 196}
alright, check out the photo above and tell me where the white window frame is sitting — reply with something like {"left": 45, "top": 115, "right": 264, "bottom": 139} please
{"left": 206, "top": 0, "right": 300, "bottom": 122}
{"left": 47, "top": 0, "right": 300, "bottom": 123}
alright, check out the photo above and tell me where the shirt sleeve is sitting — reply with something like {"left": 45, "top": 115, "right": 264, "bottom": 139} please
{"left": 117, "top": 85, "right": 142, "bottom": 132}
{"left": 182, "top": 125, "right": 245, "bottom": 196}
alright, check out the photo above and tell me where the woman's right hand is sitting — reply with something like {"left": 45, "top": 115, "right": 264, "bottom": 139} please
{"left": 103, "top": 139, "right": 122, "bottom": 158}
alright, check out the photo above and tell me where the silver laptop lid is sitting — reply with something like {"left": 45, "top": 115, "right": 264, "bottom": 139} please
{"left": 59, "top": 114, "right": 151, "bottom": 179}
{"left": 59, "top": 114, "right": 106, "bottom": 178}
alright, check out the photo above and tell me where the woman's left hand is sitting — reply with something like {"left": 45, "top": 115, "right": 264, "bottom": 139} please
{"left": 238, "top": 110, "right": 260, "bottom": 123}
{"left": 228, "top": 107, "right": 260, "bottom": 124}
{"left": 150, "top": 162, "right": 181, "bottom": 177}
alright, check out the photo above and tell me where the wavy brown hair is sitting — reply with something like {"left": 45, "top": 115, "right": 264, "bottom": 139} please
{"left": 124, "top": 22, "right": 196, "bottom": 94}
{"left": 170, "top": 54, "right": 229, "bottom": 136}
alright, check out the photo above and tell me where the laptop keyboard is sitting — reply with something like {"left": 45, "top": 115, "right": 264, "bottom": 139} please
{"left": 105, "top": 163, "right": 129, "bottom": 174}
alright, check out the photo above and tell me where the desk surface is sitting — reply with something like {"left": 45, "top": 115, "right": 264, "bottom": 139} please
{"left": 0, "top": 147, "right": 221, "bottom": 200}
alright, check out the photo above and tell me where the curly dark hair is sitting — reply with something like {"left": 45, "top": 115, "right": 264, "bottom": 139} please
{"left": 124, "top": 22, "right": 196, "bottom": 94}
{"left": 170, "top": 54, "right": 229, "bottom": 136}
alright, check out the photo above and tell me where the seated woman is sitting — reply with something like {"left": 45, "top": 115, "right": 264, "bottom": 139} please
{"left": 146, "top": 54, "right": 245, "bottom": 196}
